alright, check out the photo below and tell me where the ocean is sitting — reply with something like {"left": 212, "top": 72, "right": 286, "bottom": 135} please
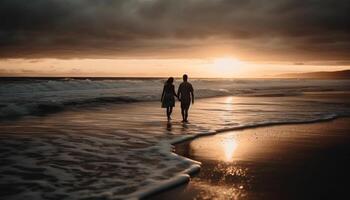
{"left": 1, "top": 78, "right": 350, "bottom": 199}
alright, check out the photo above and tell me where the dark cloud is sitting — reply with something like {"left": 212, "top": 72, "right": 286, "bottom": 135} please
{"left": 0, "top": 0, "right": 349, "bottom": 61}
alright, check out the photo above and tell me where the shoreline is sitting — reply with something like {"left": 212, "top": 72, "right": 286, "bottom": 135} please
{"left": 144, "top": 116, "right": 350, "bottom": 200}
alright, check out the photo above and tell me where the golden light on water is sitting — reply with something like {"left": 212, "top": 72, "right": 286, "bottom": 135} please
{"left": 222, "top": 96, "right": 234, "bottom": 119}
{"left": 225, "top": 96, "right": 233, "bottom": 110}
{"left": 225, "top": 96, "right": 233, "bottom": 103}
{"left": 222, "top": 138, "right": 238, "bottom": 162}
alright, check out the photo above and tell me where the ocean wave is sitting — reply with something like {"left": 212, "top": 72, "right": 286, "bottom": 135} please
{"left": 1, "top": 78, "right": 349, "bottom": 120}
{"left": 239, "top": 92, "right": 303, "bottom": 97}
{"left": 0, "top": 91, "right": 292, "bottom": 120}
{"left": 63, "top": 96, "right": 139, "bottom": 105}
{"left": 0, "top": 96, "right": 141, "bottom": 120}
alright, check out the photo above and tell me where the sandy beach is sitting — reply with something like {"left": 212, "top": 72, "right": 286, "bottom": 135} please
{"left": 150, "top": 118, "right": 350, "bottom": 200}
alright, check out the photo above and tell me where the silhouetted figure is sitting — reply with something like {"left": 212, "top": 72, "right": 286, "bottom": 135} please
{"left": 177, "top": 74, "right": 194, "bottom": 122}
{"left": 161, "top": 77, "right": 178, "bottom": 121}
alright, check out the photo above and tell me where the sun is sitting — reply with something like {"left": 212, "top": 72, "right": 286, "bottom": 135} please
{"left": 213, "top": 57, "right": 244, "bottom": 76}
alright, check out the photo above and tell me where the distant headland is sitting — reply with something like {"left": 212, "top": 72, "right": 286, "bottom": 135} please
{"left": 278, "top": 70, "right": 350, "bottom": 79}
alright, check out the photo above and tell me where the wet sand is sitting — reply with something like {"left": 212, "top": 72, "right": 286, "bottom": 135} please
{"left": 149, "top": 118, "right": 350, "bottom": 200}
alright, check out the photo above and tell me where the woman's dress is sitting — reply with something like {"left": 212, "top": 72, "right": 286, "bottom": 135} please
{"left": 162, "top": 84, "right": 176, "bottom": 108}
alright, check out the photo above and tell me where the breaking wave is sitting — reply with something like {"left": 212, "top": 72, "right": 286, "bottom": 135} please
{"left": 1, "top": 78, "right": 349, "bottom": 119}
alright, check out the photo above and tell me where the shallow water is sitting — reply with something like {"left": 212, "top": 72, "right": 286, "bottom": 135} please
{"left": 1, "top": 79, "right": 350, "bottom": 199}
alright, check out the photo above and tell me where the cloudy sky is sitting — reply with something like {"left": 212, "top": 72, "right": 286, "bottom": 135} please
{"left": 0, "top": 0, "right": 349, "bottom": 77}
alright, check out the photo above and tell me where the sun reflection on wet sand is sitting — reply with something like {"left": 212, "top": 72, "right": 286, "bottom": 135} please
{"left": 222, "top": 138, "right": 238, "bottom": 162}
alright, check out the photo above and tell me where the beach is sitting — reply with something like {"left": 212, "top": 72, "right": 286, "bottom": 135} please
{"left": 1, "top": 78, "right": 350, "bottom": 199}
{"left": 151, "top": 118, "right": 350, "bottom": 199}
{"left": 2, "top": 0, "right": 350, "bottom": 199}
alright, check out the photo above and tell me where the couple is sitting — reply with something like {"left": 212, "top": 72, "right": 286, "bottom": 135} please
{"left": 161, "top": 74, "right": 194, "bottom": 122}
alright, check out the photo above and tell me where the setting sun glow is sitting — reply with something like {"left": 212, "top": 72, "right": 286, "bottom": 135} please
{"left": 212, "top": 57, "right": 244, "bottom": 77}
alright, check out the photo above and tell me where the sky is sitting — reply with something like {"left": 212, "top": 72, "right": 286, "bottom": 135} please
{"left": 0, "top": 0, "right": 350, "bottom": 77}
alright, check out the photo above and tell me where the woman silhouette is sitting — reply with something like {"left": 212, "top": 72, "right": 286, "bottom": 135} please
{"left": 161, "top": 77, "right": 178, "bottom": 121}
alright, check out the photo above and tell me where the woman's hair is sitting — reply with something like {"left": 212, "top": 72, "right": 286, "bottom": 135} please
{"left": 166, "top": 77, "right": 174, "bottom": 84}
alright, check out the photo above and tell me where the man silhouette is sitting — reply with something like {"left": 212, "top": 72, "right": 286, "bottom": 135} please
{"left": 177, "top": 74, "right": 194, "bottom": 122}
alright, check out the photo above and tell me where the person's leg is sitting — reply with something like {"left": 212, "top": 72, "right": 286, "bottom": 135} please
{"left": 184, "top": 108, "right": 189, "bottom": 122}
{"left": 169, "top": 107, "right": 173, "bottom": 119}
{"left": 181, "top": 106, "right": 185, "bottom": 122}
{"left": 166, "top": 107, "right": 170, "bottom": 120}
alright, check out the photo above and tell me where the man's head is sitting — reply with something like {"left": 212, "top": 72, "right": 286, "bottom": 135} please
{"left": 183, "top": 74, "right": 188, "bottom": 82}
